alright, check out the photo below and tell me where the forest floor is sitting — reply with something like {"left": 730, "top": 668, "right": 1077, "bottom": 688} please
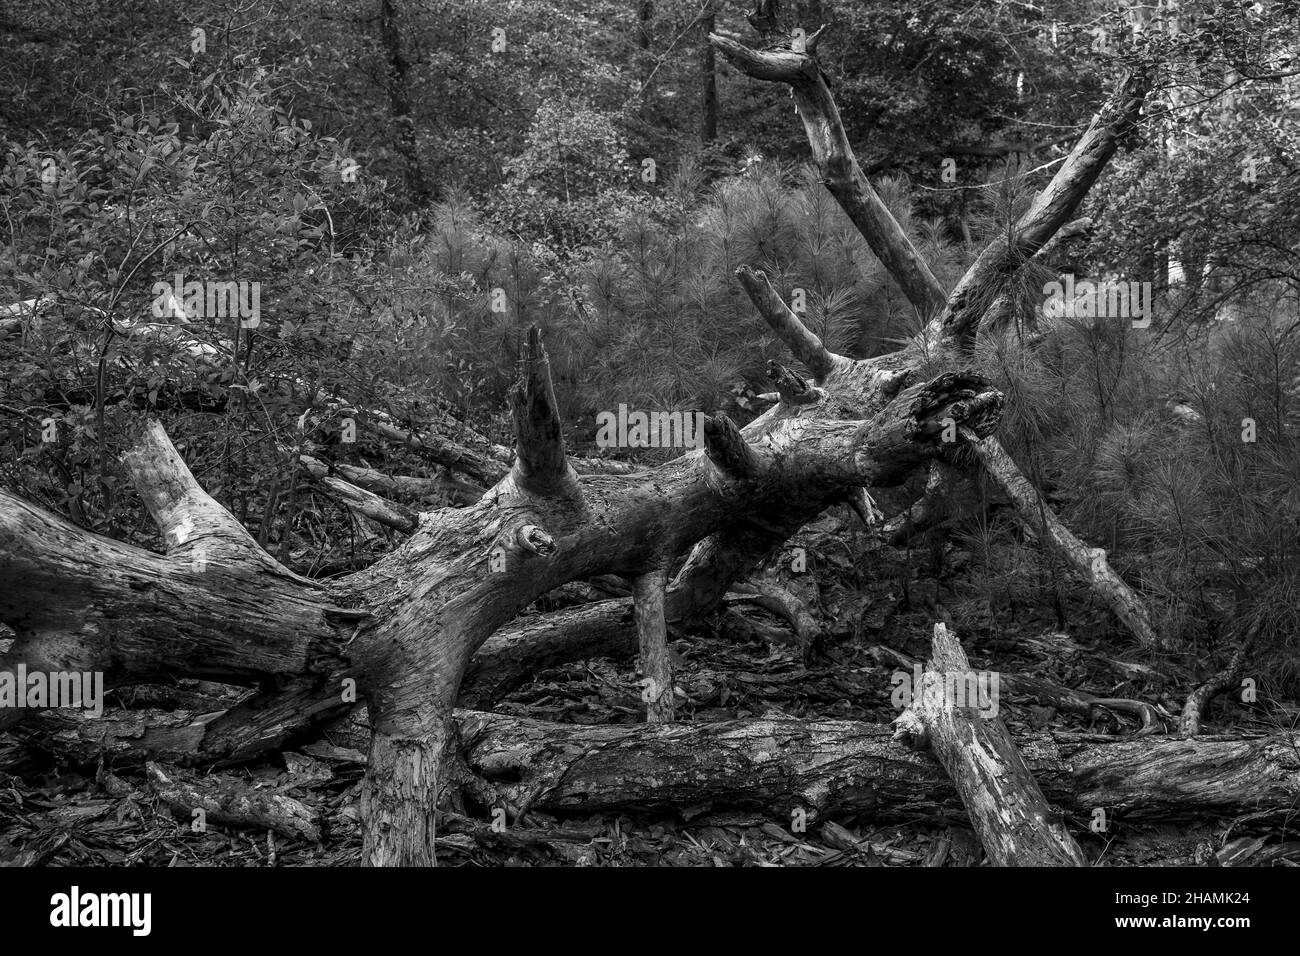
{"left": 2, "top": 511, "right": 1297, "bottom": 867}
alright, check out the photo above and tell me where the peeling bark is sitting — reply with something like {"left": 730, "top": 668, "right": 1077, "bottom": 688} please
{"left": 634, "top": 567, "right": 675, "bottom": 722}
{"left": 458, "top": 713, "right": 1300, "bottom": 825}
{"left": 891, "top": 624, "right": 1087, "bottom": 866}
{"left": 23, "top": 708, "right": 1300, "bottom": 826}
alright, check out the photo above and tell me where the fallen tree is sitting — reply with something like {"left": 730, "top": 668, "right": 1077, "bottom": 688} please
{"left": 1, "top": 17, "right": 1166, "bottom": 866}
{"left": 20, "top": 707, "right": 1300, "bottom": 830}
{"left": 0, "top": 320, "right": 1003, "bottom": 864}
{"left": 459, "top": 714, "right": 1300, "bottom": 827}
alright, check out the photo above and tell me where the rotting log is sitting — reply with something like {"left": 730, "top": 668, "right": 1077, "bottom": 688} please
{"left": 21, "top": 708, "right": 1300, "bottom": 828}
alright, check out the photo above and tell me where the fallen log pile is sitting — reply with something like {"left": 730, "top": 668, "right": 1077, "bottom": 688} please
{"left": 2, "top": 15, "right": 1269, "bottom": 868}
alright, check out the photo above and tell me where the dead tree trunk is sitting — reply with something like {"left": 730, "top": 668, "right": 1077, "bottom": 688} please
{"left": 379, "top": 0, "right": 433, "bottom": 203}
{"left": 634, "top": 567, "right": 675, "bottom": 722}
{"left": 700, "top": 0, "right": 719, "bottom": 143}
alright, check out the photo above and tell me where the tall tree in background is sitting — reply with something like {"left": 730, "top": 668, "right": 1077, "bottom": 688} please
{"left": 379, "top": 0, "right": 432, "bottom": 203}
{"left": 638, "top": 0, "right": 654, "bottom": 49}
{"left": 700, "top": 0, "right": 719, "bottom": 142}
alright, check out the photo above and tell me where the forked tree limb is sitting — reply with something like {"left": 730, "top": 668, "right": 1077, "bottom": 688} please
{"left": 934, "top": 75, "right": 1148, "bottom": 346}
{"left": 714, "top": 26, "right": 1159, "bottom": 646}
{"left": 712, "top": 33, "right": 948, "bottom": 320}
{"left": 326, "top": 325, "right": 1011, "bottom": 862}
{"left": 350, "top": 322, "right": 1002, "bottom": 862}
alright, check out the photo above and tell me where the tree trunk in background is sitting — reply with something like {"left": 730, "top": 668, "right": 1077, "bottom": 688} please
{"left": 379, "top": 0, "right": 432, "bottom": 204}
{"left": 637, "top": 0, "right": 653, "bottom": 50}
{"left": 799, "top": 0, "right": 824, "bottom": 30}
{"left": 700, "top": 1, "right": 718, "bottom": 144}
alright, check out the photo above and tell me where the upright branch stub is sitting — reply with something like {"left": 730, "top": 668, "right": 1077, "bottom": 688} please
{"left": 702, "top": 413, "right": 765, "bottom": 479}
{"left": 508, "top": 326, "right": 577, "bottom": 496}
{"left": 735, "top": 266, "right": 839, "bottom": 381}
{"left": 908, "top": 372, "right": 1003, "bottom": 443}
{"left": 766, "top": 361, "right": 821, "bottom": 405}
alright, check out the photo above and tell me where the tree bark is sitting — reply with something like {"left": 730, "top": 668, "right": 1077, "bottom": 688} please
{"left": 459, "top": 712, "right": 1300, "bottom": 825}
{"left": 634, "top": 567, "right": 675, "bottom": 722}
{"left": 3, "top": 310, "right": 1003, "bottom": 863}
{"left": 379, "top": 0, "right": 433, "bottom": 203}
{"left": 26, "top": 707, "right": 1300, "bottom": 826}
{"left": 891, "top": 624, "right": 1087, "bottom": 865}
